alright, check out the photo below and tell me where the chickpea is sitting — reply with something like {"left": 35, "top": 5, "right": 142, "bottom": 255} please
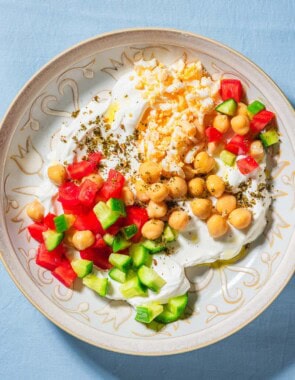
{"left": 168, "top": 210, "right": 189, "bottom": 231}
{"left": 250, "top": 140, "right": 264, "bottom": 162}
{"left": 193, "top": 152, "right": 215, "bottom": 174}
{"left": 183, "top": 165, "right": 196, "bottom": 180}
{"left": 213, "top": 114, "right": 230, "bottom": 133}
{"left": 139, "top": 162, "right": 162, "bottom": 183}
{"left": 147, "top": 200, "right": 167, "bottom": 218}
{"left": 134, "top": 180, "right": 150, "bottom": 202}
{"left": 231, "top": 115, "right": 250, "bottom": 135}
{"left": 237, "top": 102, "right": 249, "bottom": 117}
{"left": 147, "top": 183, "right": 169, "bottom": 203}
{"left": 207, "top": 215, "right": 228, "bottom": 238}
{"left": 167, "top": 177, "right": 188, "bottom": 198}
{"left": 208, "top": 141, "right": 225, "bottom": 156}
{"left": 206, "top": 175, "right": 225, "bottom": 198}
{"left": 72, "top": 230, "right": 95, "bottom": 251}
{"left": 47, "top": 164, "right": 67, "bottom": 186}
{"left": 216, "top": 194, "right": 237, "bottom": 216}
{"left": 188, "top": 177, "right": 206, "bottom": 197}
{"left": 190, "top": 198, "right": 212, "bottom": 220}
{"left": 122, "top": 186, "right": 135, "bottom": 206}
{"left": 142, "top": 219, "right": 164, "bottom": 240}
{"left": 82, "top": 174, "right": 104, "bottom": 188}
{"left": 26, "top": 199, "right": 44, "bottom": 222}
{"left": 229, "top": 208, "right": 252, "bottom": 229}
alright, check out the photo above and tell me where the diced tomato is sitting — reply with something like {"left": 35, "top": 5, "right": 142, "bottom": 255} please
{"left": 125, "top": 206, "right": 149, "bottom": 242}
{"left": 226, "top": 134, "right": 251, "bottom": 155}
{"left": 88, "top": 152, "right": 103, "bottom": 165}
{"left": 250, "top": 110, "right": 275, "bottom": 134}
{"left": 43, "top": 213, "right": 56, "bottom": 230}
{"left": 80, "top": 247, "right": 112, "bottom": 269}
{"left": 52, "top": 259, "right": 77, "bottom": 287}
{"left": 98, "top": 169, "right": 125, "bottom": 200}
{"left": 78, "top": 179, "right": 100, "bottom": 207}
{"left": 74, "top": 210, "right": 105, "bottom": 234}
{"left": 67, "top": 160, "right": 96, "bottom": 180}
{"left": 220, "top": 79, "right": 243, "bottom": 102}
{"left": 205, "top": 127, "right": 223, "bottom": 142}
{"left": 93, "top": 235, "right": 107, "bottom": 249}
{"left": 28, "top": 223, "right": 48, "bottom": 243}
{"left": 237, "top": 156, "right": 259, "bottom": 174}
{"left": 58, "top": 182, "right": 80, "bottom": 208}
{"left": 35, "top": 243, "right": 63, "bottom": 271}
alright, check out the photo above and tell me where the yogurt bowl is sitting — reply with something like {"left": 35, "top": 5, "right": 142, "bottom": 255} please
{"left": 0, "top": 28, "right": 294, "bottom": 355}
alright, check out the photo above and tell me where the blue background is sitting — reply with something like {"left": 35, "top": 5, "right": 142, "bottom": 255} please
{"left": 0, "top": 1, "right": 294, "bottom": 379}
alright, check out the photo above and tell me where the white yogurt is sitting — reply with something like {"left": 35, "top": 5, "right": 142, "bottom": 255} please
{"left": 40, "top": 66, "right": 271, "bottom": 308}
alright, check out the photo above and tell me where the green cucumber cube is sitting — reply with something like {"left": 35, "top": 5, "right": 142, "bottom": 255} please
{"left": 107, "top": 198, "right": 126, "bottom": 216}
{"left": 129, "top": 244, "right": 151, "bottom": 268}
{"left": 215, "top": 98, "right": 237, "bottom": 116}
{"left": 109, "top": 253, "right": 132, "bottom": 271}
{"left": 163, "top": 225, "right": 177, "bottom": 243}
{"left": 220, "top": 150, "right": 236, "bottom": 166}
{"left": 54, "top": 214, "right": 75, "bottom": 233}
{"left": 247, "top": 100, "right": 265, "bottom": 116}
{"left": 112, "top": 234, "right": 131, "bottom": 252}
{"left": 82, "top": 274, "right": 108, "bottom": 297}
{"left": 93, "top": 201, "right": 120, "bottom": 230}
{"left": 122, "top": 224, "right": 138, "bottom": 240}
{"left": 142, "top": 240, "right": 166, "bottom": 253}
{"left": 155, "top": 293, "right": 188, "bottom": 324}
{"left": 103, "top": 233, "right": 115, "bottom": 246}
{"left": 137, "top": 265, "right": 166, "bottom": 293}
{"left": 167, "top": 293, "right": 188, "bottom": 315}
{"left": 42, "top": 230, "right": 64, "bottom": 251}
{"left": 71, "top": 259, "right": 93, "bottom": 278}
{"left": 120, "top": 276, "right": 147, "bottom": 298}
{"left": 135, "top": 303, "right": 164, "bottom": 323}
{"left": 259, "top": 129, "right": 279, "bottom": 147}
{"left": 109, "top": 267, "right": 127, "bottom": 283}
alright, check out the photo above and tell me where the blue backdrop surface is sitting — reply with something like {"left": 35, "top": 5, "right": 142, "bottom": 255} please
{"left": 0, "top": 1, "right": 294, "bottom": 379}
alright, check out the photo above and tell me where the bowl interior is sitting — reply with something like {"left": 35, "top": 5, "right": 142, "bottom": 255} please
{"left": 1, "top": 30, "right": 295, "bottom": 355}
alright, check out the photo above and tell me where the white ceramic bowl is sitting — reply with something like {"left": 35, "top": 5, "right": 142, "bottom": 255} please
{"left": 0, "top": 28, "right": 294, "bottom": 356}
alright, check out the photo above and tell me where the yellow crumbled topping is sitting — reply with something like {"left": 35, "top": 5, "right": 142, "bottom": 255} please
{"left": 134, "top": 57, "right": 220, "bottom": 176}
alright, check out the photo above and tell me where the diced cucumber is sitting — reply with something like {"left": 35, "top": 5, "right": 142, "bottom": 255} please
{"left": 167, "top": 293, "right": 188, "bottom": 315}
{"left": 247, "top": 100, "right": 265, "bottom": 116}
{"left": 107, "top": 198, "right": 126, "bottom": 217}
{"left": 82, "top": 274, "right": 108, "bottom": 297}
{"left": 109, "top": 267, "right": 127, "bottom": 283}
{"left": 137, "top": 265, "right": 166, "bottom": 292}
{"left": 215, "top": 98, "right": 237, "bottom": 116}
{"left": 42, "top": 230, "right": 64, "bottom": 251}
{"left": 126, "top": 268, "right": 137, "bottom": 280}
{"left": 259, "top": 129, "right": 279, "bottom": 147}
{"left": 109, "top": 253, "right": 132, "bottom": 271}
{"left": 129, "top": 244, "right": 151, "bottom": 268}
{"left": 163, "top": 225, "right": 177, "bottom": 243}
{"left": 155, "top": 293, "right": 188, "bottom": 324}
{"left": 54, "top": 214, "right": 75, "bottom": 233}
{"left": 112, "top": 234, "right": 131, "bottom": 252}
{"left": 120, "top": 276, "right": 147, "bottom": 298}
{"left": 135, "top": 303, "right": 164, "bottom": 324}
{"left": 220, "top": 149, "right": 236, "bottom": 166}
{"left": 142, "top": 240, "right": 166, "bottom": 253}
{"left": 122, "top": 224, "right": 138, "bottom": 240}
{"left": 71, "top": 259, "right": 93, "bottom": 278}
{"left": 103, "top": 233, "right": 114, "bottom": 246}
{"left": 93, "top": 201, "right": 120, "bottom": 230}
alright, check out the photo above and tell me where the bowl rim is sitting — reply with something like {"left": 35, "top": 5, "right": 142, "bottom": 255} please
{"left": 0, "top": 27, "right": 294, "bottom": 356}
